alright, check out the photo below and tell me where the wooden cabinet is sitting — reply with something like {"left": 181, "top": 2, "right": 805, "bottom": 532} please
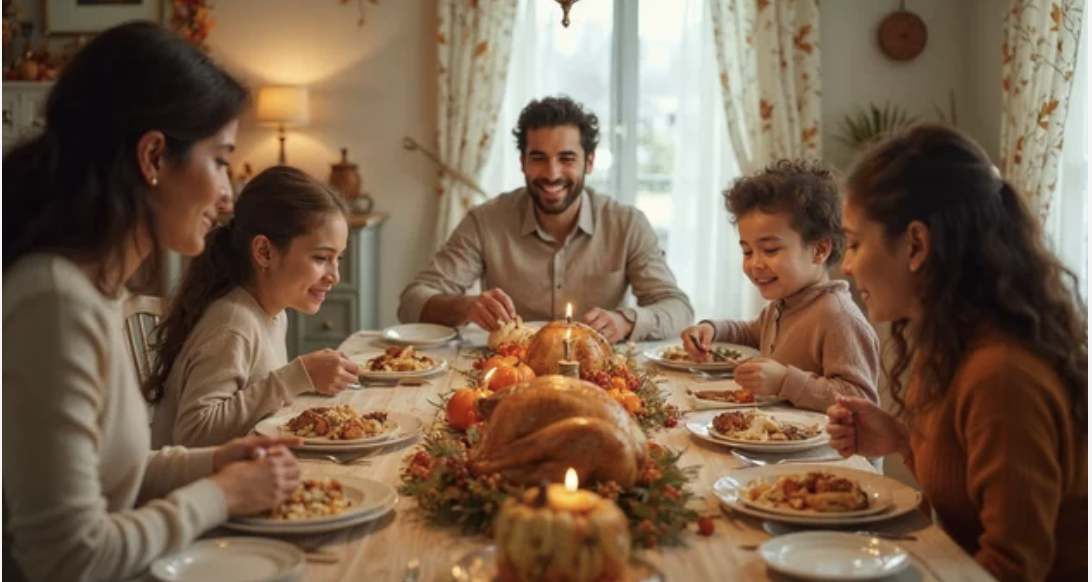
{"left": 287, "top": 212, "right": 387, "bottom": 359}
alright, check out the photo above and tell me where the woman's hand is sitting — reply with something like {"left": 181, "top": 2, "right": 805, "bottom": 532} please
{"left": 733, "top": 358, "right": 787, "bottom": 396}
{"left": 680, "top": 322, "right": 716, "bottom": 361}
{"left": 825, "top": 396, "right": 910, "bottom": 458}
{"left": 212, "top": 445, "right": 301, "bottom": 516}
{"left": 212, "top": 435, "right": 302, "bottom": 472}
{"left": 300, "top": 348, "right": 360, "bottom": 395}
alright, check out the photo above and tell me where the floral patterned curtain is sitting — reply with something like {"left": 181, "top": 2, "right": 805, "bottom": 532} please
{"left": 1000, "top": 0, "right": 1085, "bottom": 223}
{"left": 707, "top": 0, "right": 822, "bottom": 174}
{"left": 435, "top": 0, "right": 518, "bottom": 248}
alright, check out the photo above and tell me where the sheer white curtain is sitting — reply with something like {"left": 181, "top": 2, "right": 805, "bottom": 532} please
{"left": 435, "top": 0, "right": 519, "bottom": 248}
{"left": 666, "top": 0, "right": 757, "bottom": 320}
{"left": 1047, "top": 6, "right": 1089, "bottom": 297}
{"left": 999, "top": 0, "right": 1085, "bottom": 224}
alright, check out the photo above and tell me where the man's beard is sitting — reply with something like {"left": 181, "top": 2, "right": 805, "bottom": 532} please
{"left": 526, "top": 175, "right": 585, "bottom": 216}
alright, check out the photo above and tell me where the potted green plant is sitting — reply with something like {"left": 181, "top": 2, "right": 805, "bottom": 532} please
{"left": 836, "top": 102, "right": 917, "bottom": 150}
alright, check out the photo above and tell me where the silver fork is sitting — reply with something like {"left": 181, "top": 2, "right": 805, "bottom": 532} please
{"left": 295, "top": 450, "right": 376, "bottom": 465}
{"left": 731, "top": 450, "right": 843, "bottom": 466}
{"left": 348, "top": 377, "right": 432, "bottom": 389}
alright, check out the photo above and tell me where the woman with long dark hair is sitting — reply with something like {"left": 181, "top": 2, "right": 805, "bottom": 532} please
{"left": 149, "top": 166, "right": 359, "bottom": 448}
{"left": 2, "top": 22, "right": 301, "bottom": 582}
{"left": 826, "top": 123, "right": 1087, "bottom": 582}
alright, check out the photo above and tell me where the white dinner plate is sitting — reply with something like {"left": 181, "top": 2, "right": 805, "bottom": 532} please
{"left": 150, "top": 537, "right": 304, "bottom": 582}
{"left": 686, "top": 409, "right": 830, "bottom": 453}
{"left": 351, "top": 352, "right": 449, "bottom": 381}
{"left": 759, "top": 531, "right": 911, "bottom": 581}
{"left": 714, "top": 464, "right": 923, "bottom": 526}
{"left": 643, "top": 342, "right": 759, "bottom": 372}
{"left": 451, "top": 545, "right": 664, "bottom": 582}
{"left": 224, "top": 477, "right": 399, "bottom": 535}
{"left": 277, "top": 411, "right": 424, "bottom": 453}
{"left": 254, "top": 412, "right": 398, "bottom": 446}
{"left": 381, "top": 323, "right": 458, "bottom": 347}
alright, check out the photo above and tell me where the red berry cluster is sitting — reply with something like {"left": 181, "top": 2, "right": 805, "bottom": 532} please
{"left": 580, "top": 368, "right": 639, "bottom": 391}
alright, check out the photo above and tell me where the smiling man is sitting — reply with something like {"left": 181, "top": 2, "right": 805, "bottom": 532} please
{"left": 398, "top": 96, "right": 693, "bottom": 342}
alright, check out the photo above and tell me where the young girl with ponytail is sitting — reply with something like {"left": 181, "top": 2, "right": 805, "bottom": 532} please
{"left": 149, "top": 165, "right": 361, "bottom": 448}
{"left": 826, "top": 123, "right": 1087, "bottom": 582}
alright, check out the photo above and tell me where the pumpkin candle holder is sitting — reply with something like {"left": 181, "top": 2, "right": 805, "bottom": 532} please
{"left": 494, "top": 467, "right": 630, "bottom": 582}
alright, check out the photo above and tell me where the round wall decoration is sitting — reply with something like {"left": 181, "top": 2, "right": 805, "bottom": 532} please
{"left": 877, "top": 3, "right": 927, "bottom": 62}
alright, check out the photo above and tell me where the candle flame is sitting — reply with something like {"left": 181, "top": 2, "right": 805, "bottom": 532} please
{"left": 565, "top": 302, "right": 573, "bottom": 319}
{"left": 481, "top": 368, "right": 496, "bottom": 386}
{"left": 564, "top": 468, "right": 578, "bottom": 491}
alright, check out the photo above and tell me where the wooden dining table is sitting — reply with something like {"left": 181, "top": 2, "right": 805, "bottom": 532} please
{"left": 209, "top": 330, "right": 993, "bottom": 582}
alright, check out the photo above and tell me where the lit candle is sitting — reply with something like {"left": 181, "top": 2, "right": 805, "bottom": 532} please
{"left": 563, "top": 327, "right": 572, "bottom": 361}
{"left": 480, "top": 367, "right": 497, "bottom": 390}
{"left": 565, "top": 302, "right": 573, "bottom": 325}
{"left": 545, "top": 468, "right": 599, "bottom": 513}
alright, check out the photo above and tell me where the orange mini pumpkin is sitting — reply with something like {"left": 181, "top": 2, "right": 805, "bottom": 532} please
{"left": 446, "top": 387, "right": 493, "bottom": 431}
{"left": 482, "top": 355, "right": 536, "bottom": 392}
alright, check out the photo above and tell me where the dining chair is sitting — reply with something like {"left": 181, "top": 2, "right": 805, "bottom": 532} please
{"left": 122, "top": 294, "right": 165, "bottom": 406}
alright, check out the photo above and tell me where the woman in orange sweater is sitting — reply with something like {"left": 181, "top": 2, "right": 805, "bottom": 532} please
{"left": 826, "top": 123, "right": 1087, "bottom": 582}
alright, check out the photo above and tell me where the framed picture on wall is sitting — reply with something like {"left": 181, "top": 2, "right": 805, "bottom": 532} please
{"left": 45, "top": 0, "right": 164, "bottom": 36}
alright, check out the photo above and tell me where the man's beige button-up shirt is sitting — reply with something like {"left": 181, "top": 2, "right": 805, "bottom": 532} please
{"left": 398, "top": 188, "right": 694, "bottom": 341}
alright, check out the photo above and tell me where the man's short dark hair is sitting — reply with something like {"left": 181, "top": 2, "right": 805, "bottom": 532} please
{"left": 513, "top": 95, "right": 600, "bottom": 157}
{"left": 724, "top": 159, "right": 845, "bottom": 265}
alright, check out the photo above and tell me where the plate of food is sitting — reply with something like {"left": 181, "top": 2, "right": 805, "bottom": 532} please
{"left": 351, "top": 346, "right": 449, "bottom": 380}
{"left": 643, "top": 343, "right": 759, "bottom": 372}
{"left": 738, "top": 470, "right": 894, "bottom": 518}
{"left": 686, "top": 386, "right": 786, "bottom": 410}
{"left": 224, "top": 477, "right": 398, "bottom": 535}
{"left": 254, "top": 406, "right": 397, "bottom": 446}
{"left": 381, "top": 323, "right": 458, "bottom": 348}
{"left": 686, "top": 409, "right": 830, "bottom": 453}
{"left": 713, "top": 465, "right": 922, "bottom": 526}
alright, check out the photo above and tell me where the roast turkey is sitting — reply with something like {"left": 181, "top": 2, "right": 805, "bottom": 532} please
{"left": 523, "top": 321, "right": 613, "bottom": 376}
{"left": 469, "top": 375, "right": 648, "bottom": 488}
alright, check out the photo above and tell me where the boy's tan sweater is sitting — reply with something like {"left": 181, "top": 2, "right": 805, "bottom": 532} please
{"left": 706, "top": 278, "right": 880, "bottom": 411}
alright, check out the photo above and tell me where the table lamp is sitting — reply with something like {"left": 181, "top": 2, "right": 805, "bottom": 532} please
{"left": 256, "top": 85, "right": 310, "bottom": 165}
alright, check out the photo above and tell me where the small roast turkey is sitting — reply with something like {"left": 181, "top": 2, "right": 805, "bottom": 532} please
{"left": 469, "top": 375, "right": 648, "bottom": 488}
{"left": 523, "top": 321, "right": 613, "bottom": 376}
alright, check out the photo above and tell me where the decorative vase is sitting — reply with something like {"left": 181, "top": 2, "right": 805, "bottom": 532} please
{"left": 329, "top": 147, "right": 374, "bottom": 213}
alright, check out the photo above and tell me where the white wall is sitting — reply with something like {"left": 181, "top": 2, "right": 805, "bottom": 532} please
{"left": 820, "top": 0, "right": 1005, "bottom": 168}
{"left": 207, "top": 1, "right": 438, "bottom": 328}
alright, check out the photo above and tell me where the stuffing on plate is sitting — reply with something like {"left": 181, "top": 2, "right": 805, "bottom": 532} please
{"left": 742, "top": 471, "right": 870, "bottom": 513}
{"left": 282, "top": 405, "right": 389, "bottom": 440}
{"left": 366, "top": 346, "right": 435, "bottom": 372}
{"left": 711, "top": 410, "right": 820, "bottom": 442}
{"left": 267, "top": 478, "right": 352, "bottom": 520}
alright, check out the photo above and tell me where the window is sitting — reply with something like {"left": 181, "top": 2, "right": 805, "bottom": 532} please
{"left": 483, "top": 0, "right": 758, "bottom": 320}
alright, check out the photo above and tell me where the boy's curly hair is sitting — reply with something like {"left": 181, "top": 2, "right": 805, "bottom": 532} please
{"left": 723, "top": 159, "right": 844, "bottom": 265}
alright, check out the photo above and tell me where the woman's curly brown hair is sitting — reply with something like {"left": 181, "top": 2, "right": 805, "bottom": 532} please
{"left": 723, "top": 159, "right": 844, "bottom": 265}
{"left": 846, "top": 122, "right": 1087, "bottom": 431}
